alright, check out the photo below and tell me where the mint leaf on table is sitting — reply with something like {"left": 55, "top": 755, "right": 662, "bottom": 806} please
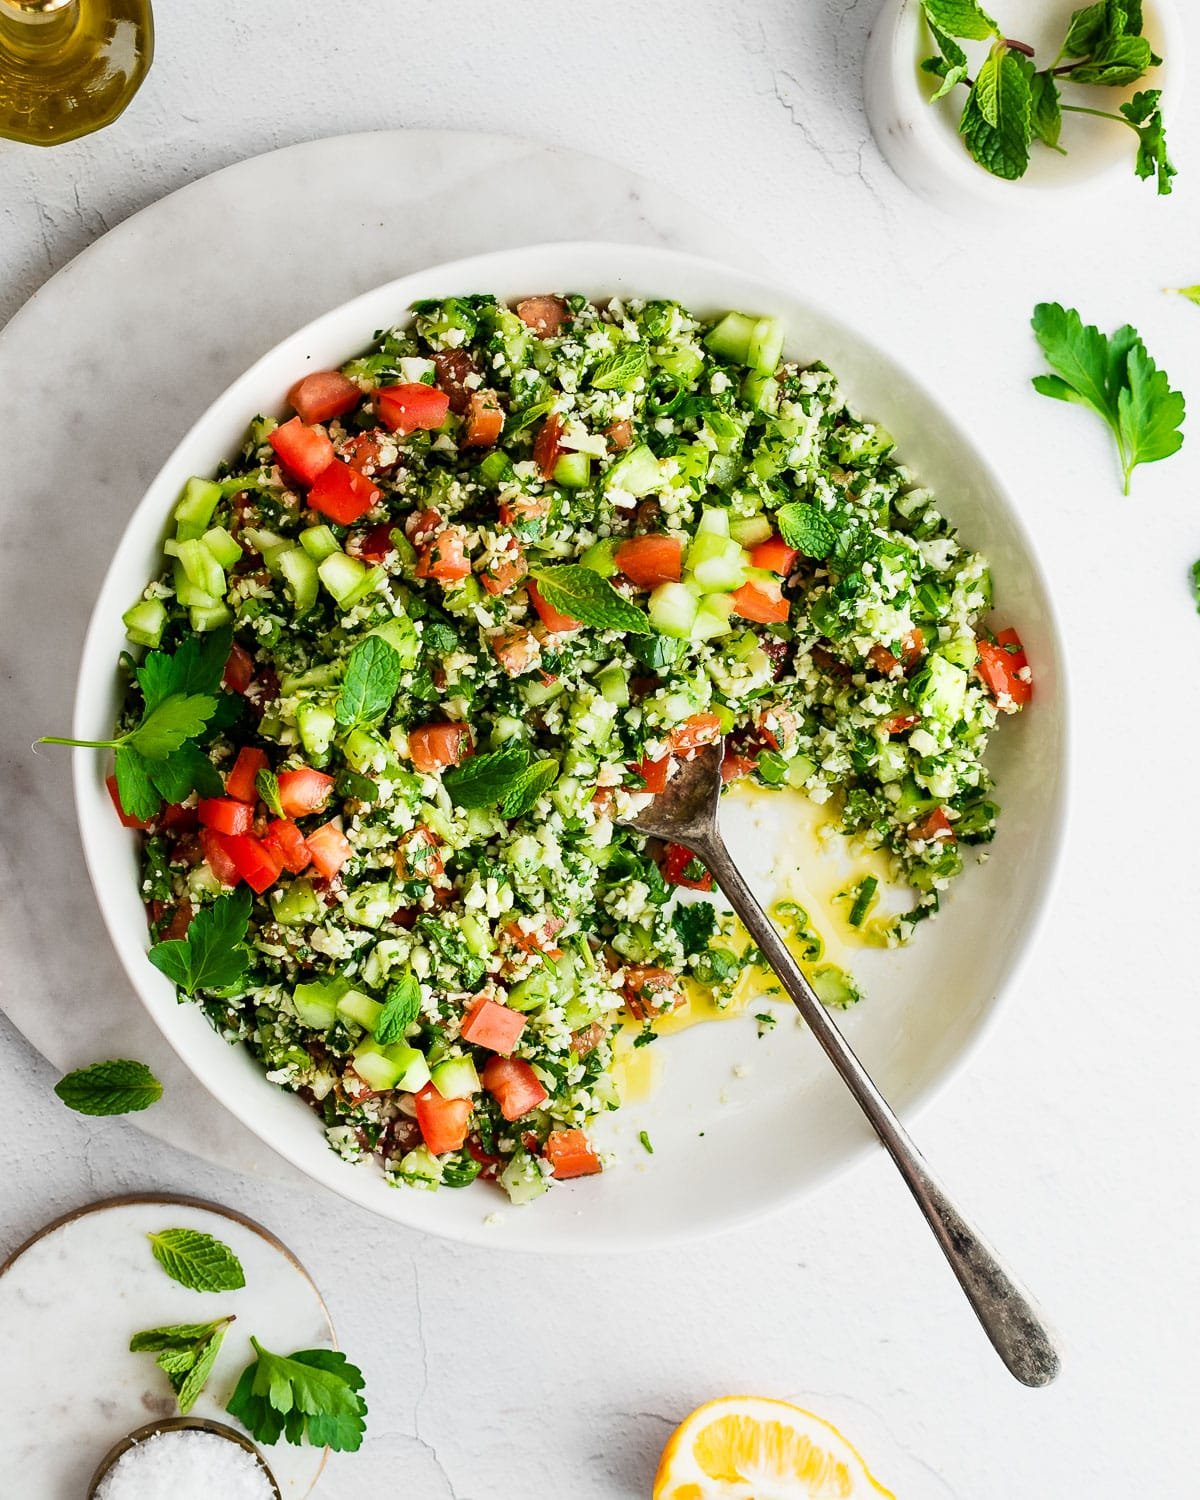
{"left": 374, "top": 973, "right": 422, "bottom": 1045}
{"left": 54, "top": 1058, "right": 163, "bottom": 1116}
{"left": 442, "top": 744, "right": 529, "bottom": 809}
{"left": 1069, "top": 33, "right": 1154, "bottom": 85}
{"left": 960, "top": 43, "right": 1033, "bottom": 180}
{"left": 921, "top": 0, "right": 999, "bottom": 41}
{"left": 1031, "top": 302, "right": 1185, "bottom": 493}
{"left": 530, "top": 565, "right": 652, "bottom": 635}
{"left": 1060, "top": 1, "right": 1110, "bottom": 58}
{"left": 131, "top": 1316, "right": 235, "bottom": 1414}
{"left": 147, "top": 887, "right": 253, "bottom": 996}
{"left": 501, "top": 758, "right": 560, "bottom": 818}
{"left": 226, "top": 1339, "right": 368, "bottom": 1452}
{"left": 147, "top": 1228, "right": 246, "bottom": 1292}
{"left": 335, "top": 636, "right": 402, "bottom": 730}
{"left": 776, "top": 502, "right": 837, "bottom": 559}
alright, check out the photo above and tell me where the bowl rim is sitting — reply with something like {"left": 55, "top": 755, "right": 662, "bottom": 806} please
{"left": 71, "top": 239, "right": 1071, "bottom": 1249}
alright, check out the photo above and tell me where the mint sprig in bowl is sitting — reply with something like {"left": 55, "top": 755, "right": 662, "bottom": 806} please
{"left": 864, "top": 0, "right": 1184, "bottom": 212}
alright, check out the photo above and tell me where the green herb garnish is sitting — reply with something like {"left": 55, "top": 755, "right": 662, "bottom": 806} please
{"left": 442, "top": 745, "right": 559, "bottom": 816}
{"left": 776, "top": 502, "right": 837, "bottom": 559}
{"left": 334, "top": 636, "right": 402, "bottom": 729}
{"left": 530, "top": 564, "right": 652, "bottom": 635}
{"left": 54, "top": 1058, "right": 163, "bottom": 1116}
{"left": 374, "top": 973, "right": 421, "bottom": 1045}
{"left": 148, "top": 1227, "right": 246, "bottom": 1293}
{"left": 226, "top": 1338, "right": 368, "bottom": 1452}
{"left": 638, "top": 1130, "right": 654, "bottom": 1154}
{"left": 147, "top": 888, "right": 253, "bottom": 997}
{"left": 131, "top": 1316, "right": 235, "bottom": 1415}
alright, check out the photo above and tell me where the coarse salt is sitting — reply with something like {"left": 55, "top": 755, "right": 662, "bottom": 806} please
{"left": 95, "top": 1429, "right": 274, "bottom": 1500}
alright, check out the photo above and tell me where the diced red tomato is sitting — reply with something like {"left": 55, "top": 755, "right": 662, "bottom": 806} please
{"left": 749, "top": 535, "right": 799, "bottom": 575}
{"left": 223, "top": 642, "right": 254, "bottom": 694}
{"left": 528, "top": 579, "right": 581, "bottom": 633}
{"left": 614, "top": 534, "right": 683, "bottom": 589}
{"left": 668, "top": 713, "right": 723, "bottom": 754}
{"left": 405, "top": 507, "right": 443, "bottom": 547}
{"left": 263, "top": 818, "right": 312, "bottom": 875}
{"left": 462, "top": 997, "right": 528, "bottom": 1056}
{"left": 881, "top": 712, "right": 920, "bottom": 735}
{"left": 407, "top": 722, "right": 474, "bottom": 774}
{"left": 478, "top": 538, "right": 526, "bottom": 596}
{"left": 720, "top": 749, "right": 757, "bottom": 784}
{"left": 662, "top": 842, "right": 714, "bottom": 892}
{"left": 225, "top": 746, "right": 268, "bottom": 804}
{"left": 756, "top": 707, "right": 799, "bottom": 753}
{"left": 976, "top": 628, "right": 1031, "bottom": 708}
{"left": 415, "top": 528, "right": 471, "bottom": 582}
{"left": 199, "top": 827, "right": 241, "bottom": 886}
{"left": 352, "top": 522, "right": 397, "bottom": 564}
{"left": 910, "top": 806, "right": 956, "bottom": 843}
{"left": 462, "top": 389, "right": 504, "bottom": 448}
{"left": 376, "top": 382, "right": 450, "bottom": 435}
{"left": 198, "top": 797, "right": 254, "bottom": 836}
{"left": 868, "top": 643, "right": 901, "bottom": 675}
{"left": 269, "top": 417, "right": 335, "bottom": 484}
{"left": 105, "top": 773, "right": 153, "bottom": 830}
{"left": 395, "top": 824, "right": 445, "bottom": 884}
{"left": 544, "top": 1127, "right": 602, "bottom": 1179}
{"left": 632, "top": 755, "right": 670, "bottom": 794}
{"left": 288, "top": 370, "right": 362, "bottom": 426}
{"left": 516, "top": 295, "right": 569, "bottom": 338}
{"left": 532, "top": 412, "right": 564, "bottom": 480}
{"left": 481, "top": 1056, "right": 547, "bottom": 1120}
{"left": 305, "top": 820, "right": 352, "bottom": 879}
{"left": 490, "top": 626, "right": 541, "bottom": 677}
{"left": 903, "top": 628, "right": 926, "bottom": 665}
{"left": 340, "top": 430, "right": 391, "bottom": 476}
{"left": 623, "top": 965, "right": 685, "bottom": 1019}
{"left": 221, "top": 832, "right": 284, "bottom": 893}
{"left": 431, "top": 349, "right": 477, "bottom": 413}
{"left": 869, "top": 630, "right": 923, "bottom": 677}
{"left": 414, "top": 1081, "right": 472, "bottom": 1154}
{"left": 159, "top": 802, "right": 198, "bottom": 832}
{"left": 498, "top": 493, "right": 553, "bottom": 531}
{"left": 307, "top": 459, "right": 381, "bottom": 525}
{"left": 730, "top": 578, "right": 790, "bottom": 624}
{"left": 605, "top": 418, "right": 633, "bottom": 450}
{"left": 276, "top": 767, "right": 334, "bottom": 819}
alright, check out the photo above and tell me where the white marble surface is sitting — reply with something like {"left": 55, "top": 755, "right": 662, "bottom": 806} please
{"left": 2, "top": 3, "right": 1200, "bottom": 1496}
{"left": 0, "top": 1198, "right": 330, "bottom": 1495}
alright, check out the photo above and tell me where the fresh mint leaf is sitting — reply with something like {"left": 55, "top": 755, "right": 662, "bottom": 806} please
{"left": 960, "top": 45, "right": 1032, "bottom": 180}
{"left": 442, "top": 745, "right": 529, "bottom": 809}
{"left": 1171, "top": 286, "right": 1200, "bottom": 306}
{"left": 375, "top": 973, "right": 421, "bottom": 1045}
{"left": 335, "top": 636, "right": 402, "bottom": 729}
{"left": 1070, "top": 33, "right": 1154, "bottom": 85}
{"left": 256, "top": 767, "right": 285, "bottom": 818}
{"left": 921, "top": 0, "right": 999, "bottom": 41}
{"left": 530, "top": 565, "right": 652, "bottom": 635}
{"left": 148, "top": 887, "right": 253, "bottom": 996}
{"left": 148, "top": 1227, "right": 247, "bottom": 1292}
{"left": 501, "top": 759, "right": 559, "bottom": 818}
{"left": 226, "top": 1338, "right": 368, "bottom": 1453}
{"left": 924, "top": 21, "right": 969, "bottom": 100}
{"left": 1030, "top": 71, "right": 1063, "bottom": 149}
{"left": 132, "top": 1316, "right": 234, "bottom": 1415}
{"left": 1060, "top": 1, "right": 1109, "bottom": 57}
{"left": 54, "top": 1058, "right": 162, "bottom": 1115}
{"left": 776, "top": 502, "right": 837, "bottom": 559}
{"left": 1119, "top": 90, "right": 1175, "bottom": 195}
{"left": 590, "top": 344, "right": 648, "bottom": 391}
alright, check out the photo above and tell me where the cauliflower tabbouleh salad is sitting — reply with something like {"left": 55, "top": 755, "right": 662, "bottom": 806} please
{"left": 82, "top": 292, "right": 1032, "bottom": 1203}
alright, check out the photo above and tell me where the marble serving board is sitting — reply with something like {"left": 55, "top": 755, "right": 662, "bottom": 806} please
{"left": 0, "top": 1196, "right": 332, "bottom": 1496}
{"left": 0, "top": 129, "right": 765, "bottom": 1182}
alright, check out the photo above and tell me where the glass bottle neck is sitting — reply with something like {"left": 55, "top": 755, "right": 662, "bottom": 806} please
{"left": 0, "top": 0, "right": 79, "bottom": 54}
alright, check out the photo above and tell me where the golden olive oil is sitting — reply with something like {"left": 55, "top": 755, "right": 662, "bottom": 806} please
{"left": 0, "top": 0, "right": 152, "bottom": 146}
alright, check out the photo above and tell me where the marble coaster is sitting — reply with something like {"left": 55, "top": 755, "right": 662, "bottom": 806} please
{"left": 0, "top": 129, "right": 764, "bottom": 1183}
{"left": 0, "top": 1195, "right": 333, "bottom": 1496}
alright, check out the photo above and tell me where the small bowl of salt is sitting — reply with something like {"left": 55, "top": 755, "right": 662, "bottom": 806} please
{"left": 88, "top": 1417, "right": 281, "bottom": 1500}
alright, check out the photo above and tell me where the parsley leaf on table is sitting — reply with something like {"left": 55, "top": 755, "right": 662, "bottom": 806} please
{"left": 226, "top": 1339, "right": 368, "bottom": 1452}
{"left": 1031, "top": 302, "right": 1185, "bottom": 493}
{"left": 147, "top": 1227, "right": 246, "bottom": 1292}
{"left": 374, "top": 973, "right": 422, "bottom": 1045}
{"left": 53, "top": 1058, "right": 163, "bottom": 1116}
{"left": 334, "top": 636, "right": 402, "bottom": 730}
{"left": 147, "top": 887, "right": 253, "bottom": 996}
{"left": 1118, "top": 90, "right": 1176, "bottom": 196}
{"left": 131, "top": 1316, "right": 235, "bottom": 1415}
{"left": 530, "top": 565, "right": 652, "bottom": 635}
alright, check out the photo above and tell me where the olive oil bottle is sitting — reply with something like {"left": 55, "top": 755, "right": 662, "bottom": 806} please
{"left": 0, "top": 0, "right": 152, "bottom": 146}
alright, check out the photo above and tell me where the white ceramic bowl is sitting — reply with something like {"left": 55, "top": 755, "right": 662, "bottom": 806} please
{"left": 73, "top": 242, "right": 1067, "bottom": 1250}
{"left": 865, "top": 0, "right": 1184, "bottom": 214}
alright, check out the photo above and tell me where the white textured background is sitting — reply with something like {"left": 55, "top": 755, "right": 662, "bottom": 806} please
{"left": 3, "top": 3, "right": 1200, "bottom": 1496}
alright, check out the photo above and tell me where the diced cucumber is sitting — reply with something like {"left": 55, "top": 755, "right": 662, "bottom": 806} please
{"left": 122, "top": 597, "right": 167, "bottom": 649}
{"left": 686, "top": 533, "right": 749, "bottom": 593}
{"left": 704, "top": 311, "right": 757, "bottom": 365}
{"left": 936, "top": 635, "right": 978, "bottom": 670}
{"left": 385, "top": 1043, "right": 431, "bottom": 1093}
{"left": 605, "top": 443, "right": 663, "bottom": 497}
{"left": 337, "top": 989, "right": 385, "bottom": 1031}
{"left": 893, "top": 778, "right": 938, "bottom": 821}
{"left": 596, "top": 663, "right": 629, "bottom": 706}
{"left": 580, "top": 538, "right": 619, "bottom": 577}
{"left": 742, "top": 369, "right": 779, "bottom": 414}
{"left": 292, "top": 977, "right": 349, "bottom": 1030}
{"left": 507, "top": 968, "right": 557, "bottom": 1012}
{"left": 201, "top": 526, "right": 243, "bottom": 570}
{"left": 810, "top": 963, "right": 861, "bottom": 1009}
{"left": 176, "top": 538, "right": 226, "bottom": 600}
{"left": 522, "top": 677, "right": 564, "bottom": 707}
{"left": 553, "top": 451, "right": 591, "bottom": 488}
{"left": 271, "top": 878, "right": 323, "bottom": 927}
{"left": 296, "top": 702, "right": 337, "bottom": 759}
{"left": 430, "top": 1055, "right": 480, "bottom": 1100}
{"left": 189, "top": 602, "right": 233, "bottom": 632}
{"left": 748, "top": 315, "right": 785, "bottom": 374}
{"left": 278, "top": 546, "right": 319, "bottom": 616}
{"left": 351, "top": 1043, "right": 403, "bottom": 1091}
{"left": 172, "top": 560, "right": 215, "bottom": 608}
{"left": 784, "top": 753, "right": 817, "bottom": 789}
{"left": 397, "top": 1144, "right": 443, "bottom": 1185}
{"left": 367, "top": 615, "right": 420, "bottom": 667}
{"left": 652, "top": 343, "right": 705, "bottom": 385}
{"left": 442, "top": 573, "right": 483, "bottom": 617}
{"left": 458, "top": 913, "right": 493, "bottom": 961}
{"left": 318, "top": 551, "right": 383, "bottom": 607}
{"left": 477, "top": 449, "right": 515, "bottom": 487}
{"left": 174, "top": 476, "right": 221, "bottom": 532}
{"left": 499, "top": 1149, "right": 548, "bottom": 1204}
{"left": 728, "top": 513, "right": 774, "bottom": 548}
{"left": 691, "top": 594, "right": 736, "bottom": 641}
{"left": 672, "top": 443, "right": 710, "bottom": 488}
{"left": 912, "top": 654, "right": 968, "bottom": 726}
{"left": 340, "top": 881, "right": 396, "bottom": 930}
{"left": 696, "top": 506, "right": 730, "bottom": 537}
{"left": 344, "top": 727, "right": 395, "bottom": 775}
{"left": 299, "top": 524, "right": 341, "bottom": 561}
{"left": 242, "top": 526, "right": 287, "bottom": 556}
{"left": 876, "top": 741, "right": 908, "bottom": 785}
{"left": 649, "top": 581, "right": 699, "bottom": 639}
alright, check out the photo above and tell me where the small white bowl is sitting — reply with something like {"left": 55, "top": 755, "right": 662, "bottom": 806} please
{"left": 72, "top": 242, "right": 1068, "bottom": 1250}
{"left": 865, "top": 0, "right": 1184, "bottom": 213}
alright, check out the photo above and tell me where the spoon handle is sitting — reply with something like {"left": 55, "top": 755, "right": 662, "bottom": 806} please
{"left": 698, "top": 831, "right": 1060, "bottom": 1388}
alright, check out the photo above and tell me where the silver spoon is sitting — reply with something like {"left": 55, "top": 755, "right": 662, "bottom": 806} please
{"left": 621, "top": 740, "right": 1060, "bottom": 1387}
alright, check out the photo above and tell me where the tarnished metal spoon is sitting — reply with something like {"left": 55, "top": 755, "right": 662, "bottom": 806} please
{"left": 620, "top": 740, "right": 1060, "bottom": 1387}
